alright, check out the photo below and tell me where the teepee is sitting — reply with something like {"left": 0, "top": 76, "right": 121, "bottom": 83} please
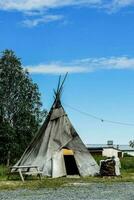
{"left": 15, "top": 75, "right": 99, "bottom": 178}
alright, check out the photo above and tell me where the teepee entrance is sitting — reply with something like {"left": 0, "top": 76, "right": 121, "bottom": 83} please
{"left": 63, "top": 149, "right": 79, "bottom": 175}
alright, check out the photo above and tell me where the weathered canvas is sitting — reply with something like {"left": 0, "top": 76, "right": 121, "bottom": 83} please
{"left": 15, "top": 77, "right": 99, "bottom": 177}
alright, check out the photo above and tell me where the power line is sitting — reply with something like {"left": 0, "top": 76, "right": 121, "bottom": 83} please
{"left": 64, "top": 103, "right": 134, "bottom": 127}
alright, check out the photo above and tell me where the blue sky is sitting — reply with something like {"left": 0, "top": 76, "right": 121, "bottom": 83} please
{"left": 0, "top": 0, "right": 134, "bottom": 144}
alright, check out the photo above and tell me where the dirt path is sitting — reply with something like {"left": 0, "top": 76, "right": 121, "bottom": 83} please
{"left": 0, "top": 182, "right": 134, "bottom": 200}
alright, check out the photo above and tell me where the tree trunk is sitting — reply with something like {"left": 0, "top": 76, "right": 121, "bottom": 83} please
{"left": 6, "top": 150, "right": 10, "bottom": 167}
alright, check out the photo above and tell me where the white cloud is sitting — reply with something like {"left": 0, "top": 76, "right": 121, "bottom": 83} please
{"left": 0, "top": 0, "right": 102, "bottom": 27}
{"left": 0, "top": 0, "right": 102, "bottom": 11}
{"left": 100, "top": 56, "right": 134, "bottom": 69}
{"left": 111, "top": 0, "right": 134, "bottom": 8}
{"left": 105, "top": 0, "right": 134, "bottom": 12}
{"left": 26, "top": 64, "right": 90, "bottom": 74}
{"left": 24, "top": 56, "right": 134, "bottom": 75}
{"left": 73, "top": 56, "right": 134, "bottom": 70}
{"left": 0, "top": 0, "right": 134, "bottom": 12}
{"left": 22, "top": 14, "right": 63, "bottom": 27}
{"left": 1, "top": 1, "right": 134, "bottom": 25}
{"left": 24, "top": 10, "right": 45, "bottom": 16}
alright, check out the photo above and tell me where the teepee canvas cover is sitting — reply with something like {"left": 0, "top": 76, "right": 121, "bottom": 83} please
{"left": 15, "top": 76, "right": 99, "bottom": 178}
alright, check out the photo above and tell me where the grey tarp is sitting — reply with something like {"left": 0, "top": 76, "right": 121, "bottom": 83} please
{"left": 15, "top": 103, "right": 99, "bottom": 177}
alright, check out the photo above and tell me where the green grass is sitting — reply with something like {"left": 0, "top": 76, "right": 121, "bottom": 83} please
{"left": 0, "top": 156, "right": 134, "bottom": 190}
{"left": 120, "top": 157, "right": 134, "bottom": 172}
{"left": 94, "top": 155, "right": 134, "bottom": 172}
{"left": 0, "top": 165, "right": 8, "bottom": 179}
{"left": 0, "top": 173, "right": 134, "bottom": 190}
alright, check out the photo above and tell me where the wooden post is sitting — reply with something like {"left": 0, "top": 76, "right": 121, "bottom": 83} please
{"left": 18, "top": 169, "right": 24, "bottom": 182}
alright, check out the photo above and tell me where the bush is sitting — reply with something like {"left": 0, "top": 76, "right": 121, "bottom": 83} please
{"left": 120, "top": 157, "right": 134, "bottom": 172}
{"left": 94, "top": 155, "right": 134, "bottom": 173}
{"left": 123, "top": 153, "right": 133, "bottom": 157}
{"left": 93, "top": 155, "right": 107, "bottom": 165}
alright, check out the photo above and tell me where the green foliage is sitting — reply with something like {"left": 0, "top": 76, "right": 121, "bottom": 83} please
{"left": 129, "top": 140, "right": 134, "bottom": 148}
{"left": 0, "top": 165, "right": 134, "bottom": 190}
{"left": 0, "top": 121, "right": 15, "bottom": 164}
{"left": 93, "top": 155, "right": 134, "bottom": 172}
{"left": 93, "top": 155, "right": 107, "bottom": 165}
{"left": 0, "top": 157, "right": 134, "bottom": 189}
{"left": 123, "top": 153, "right": 133, "bottom": 157}
{"left": 120, "top": 157, "right": 134, "bottom": 172}
{"left": 0, "top": 49, "right": 46, "bottom": 165}
{"left": 0, "top": 165, "right": 8, "bottom": 179}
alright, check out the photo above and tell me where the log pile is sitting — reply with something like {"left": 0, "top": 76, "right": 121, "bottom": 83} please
{"left": 100, "top": 159, "right": 116, "bottom": 176}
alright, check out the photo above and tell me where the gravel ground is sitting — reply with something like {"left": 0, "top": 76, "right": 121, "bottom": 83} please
{"left": 0, "top": 183, "right": 134, "bottom": 200}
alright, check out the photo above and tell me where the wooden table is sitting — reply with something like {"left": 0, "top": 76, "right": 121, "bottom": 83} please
{"left": 9, "top": 165, "right": 42, "bottom": 182}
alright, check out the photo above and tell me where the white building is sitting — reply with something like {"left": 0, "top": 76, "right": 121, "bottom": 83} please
{"left": 102, "top": 147, "right": 122, "bottom": 158}
{"left": 87, "top": 141, "right": 134, "bottom": 158}
{"left": 119, "top": 145, "right": 134, "bottom": 157}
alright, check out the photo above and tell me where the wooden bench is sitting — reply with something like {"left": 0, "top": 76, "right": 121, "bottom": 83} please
{"left": 8, "top": 165, "right": 43, "bottom": 182}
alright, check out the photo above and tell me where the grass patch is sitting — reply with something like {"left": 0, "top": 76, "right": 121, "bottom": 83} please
{"left": 120, "top": 157, "right": 134, "bottom": 171}
{"left": 0, "top": 173, "right": 134, "bottom": 190}
{"left": 0, "top": 156, "right": 134, "bottom": 190}
{"left": 94, "top": 155, "right": 134, "bottom": 172}
{"left": 0, "top": 165, "right": 8, "bottom": 180}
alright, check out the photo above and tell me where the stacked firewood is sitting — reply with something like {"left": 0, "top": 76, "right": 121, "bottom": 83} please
{"left": 100, "top": 159, "right": 116, "bottom": 176}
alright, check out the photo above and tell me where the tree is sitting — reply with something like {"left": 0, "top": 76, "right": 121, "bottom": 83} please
{"left": 129, "top": 140, "right": 134, "bottom": 148}
{"left": 0, "top": 49, "right": 46, "bottom": 165}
